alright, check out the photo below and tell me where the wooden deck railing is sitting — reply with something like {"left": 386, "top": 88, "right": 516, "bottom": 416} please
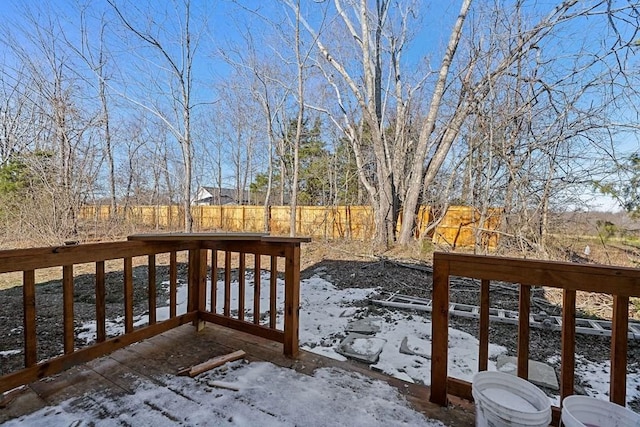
{"left": 0, "top": 233, "right": 309, "bottom": 395}
{"left": 429, "top": 252, "right": 640, "bottom": 426}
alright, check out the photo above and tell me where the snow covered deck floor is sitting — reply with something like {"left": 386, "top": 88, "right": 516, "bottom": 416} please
{"left": 0, "top": 323, "right": 475, "bottom": 426}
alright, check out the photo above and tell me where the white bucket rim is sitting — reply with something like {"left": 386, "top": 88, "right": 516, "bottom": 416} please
{"left": 562, "top": 395, "right": 640, "bottom": 425}
{"left": 472, "top": 371, "right": 552, "bottom": 421}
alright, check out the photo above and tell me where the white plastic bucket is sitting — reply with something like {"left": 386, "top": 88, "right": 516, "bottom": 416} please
{"left": 472, "top": 371, "right": 552, "bottom": 427}
{"left": 561, "top": 395, "right": 640, "bottom": 427}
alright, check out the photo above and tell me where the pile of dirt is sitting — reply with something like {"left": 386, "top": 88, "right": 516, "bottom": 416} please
{"left": 300, "top": 241, "right": 639, "bottom": 409}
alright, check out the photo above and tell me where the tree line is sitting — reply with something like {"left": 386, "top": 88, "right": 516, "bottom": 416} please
{"left": 0, "top": 0, "right": 638, "bottom": 252}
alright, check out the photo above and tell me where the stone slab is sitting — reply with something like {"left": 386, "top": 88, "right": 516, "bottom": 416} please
{"left": 496, "top": 355, "right": 559, "bottom": 391}
{"left": 339, "top": 307, "right": 358, "bottom": 318}
{"left": 345, "top": 318, "right": 381, "bottom": 335}
{"left": 399, "top": 336, "right": 431, "bottom": 359}
{"left": 337, "top": 333, "right": 386, "bottom": 364}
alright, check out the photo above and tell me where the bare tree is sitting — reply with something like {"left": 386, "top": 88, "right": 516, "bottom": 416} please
{"left": 0, "top": 4, "right": 103, "bottom": 241}
{"left": 108, "top": 0, "right": 204, "bottom": 232}
{"left": 62, "top": 9, "right": 119, "bottom": 215}
{"left": 282, "top": 0, "right": 640, "bottom": 249}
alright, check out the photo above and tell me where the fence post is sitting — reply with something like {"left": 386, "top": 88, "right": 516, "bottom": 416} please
{"left": 283, "top": 242, "right": 301, "bottom": 357}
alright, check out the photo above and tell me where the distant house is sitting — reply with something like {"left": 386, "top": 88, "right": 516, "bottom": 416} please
{"left": 193, "top": 186, "right": 254, "bottom": 205}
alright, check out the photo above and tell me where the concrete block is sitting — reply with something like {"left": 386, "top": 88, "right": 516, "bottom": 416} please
{"left": 497, "top": 355, "right": 559, "bottom": 391}
{"left": 337, "top": 333, "right": 386, "bottom": 364}
{"left": 399, "top": 336, "right": 431, "bottom": 359}
{"left": 345, "top": 318, "right": 380, "bottom": 335}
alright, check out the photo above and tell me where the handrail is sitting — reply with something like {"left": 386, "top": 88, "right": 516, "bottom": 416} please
{"left": 429, "top": 252, "right": 640, "bottom": 426}
{"left": 0, "top": 234, "right": 309, "bottom": 395}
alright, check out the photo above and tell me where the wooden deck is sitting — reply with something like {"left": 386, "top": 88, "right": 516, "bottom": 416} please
{"left": 0, "top": 323, "right": 475, "bottom": 426}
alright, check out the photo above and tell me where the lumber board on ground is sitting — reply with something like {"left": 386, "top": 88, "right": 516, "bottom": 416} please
{"left": 178, "top": 350, "right": 246, "bottom": 377}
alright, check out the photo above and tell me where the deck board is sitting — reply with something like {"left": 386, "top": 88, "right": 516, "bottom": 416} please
{"left": 1, "top": 323, "right": 475, "bottom": 426}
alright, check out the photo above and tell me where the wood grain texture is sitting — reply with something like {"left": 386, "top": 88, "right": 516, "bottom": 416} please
{"left": 437, "top": 252, "right": 640, "bottom": 296}
{"left": 169, "top": 251, "right": 177, "bottom": 318}
{"left": 270, "top": 256, "right": 277, "bottom": 329}
{"left": 22, "top": 270, "right": 36, "bottom": 367}
{"left": 198, "top": 312, "right": 284, "bottom": 343}
{"left": 224, "top": 251, "right": 231, "bottom": 317}
{"left": 124, "top": 258, "right": 133, "bottom": 334}
{"left": 210, "top": 249, "right": 218, "bottom": 313}
{"left": 148, "top": 255, "right": 156, "bottom": 325}
{"left": 178, "top": 350, "right": 246, "bottom": 377}
{"left": 2, "top": 322, "right": 474, "bottom": 427}
{"left": 0, "top": 241, "right": 198, "bottom": 274}
{"left": 238, "top": 252, "right": 246, "bottom": 321}
{"left": 284, "top": 244, "right": 300, "bottom": 357}
{"left": 63, "top": 265, "right": 74, "bottom": 355}
{"left": 253, "top": 255, "right": 261, "bottom": 325}
{"left": 0, "top": 313, "right": 196, "bottom": 394}
{"left": 95, "top": 261, "right": 106, "bottom": 343}
{"left": 478, "top": 279, "right": 490, "bottom": 372}
{"left": 517, "top": 284, "right": 530, "bottom": 379}
{"left": 429, "top": 256, "right": 450, "bottom": 406}
{"left": 561, "top": 289, "right": 576, "bottom": 401}
{"left": 610, "top": 295, "right": 629, "bottom": 405}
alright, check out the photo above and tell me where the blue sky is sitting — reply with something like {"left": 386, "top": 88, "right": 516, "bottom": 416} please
{"left": 0, "top": 0, "right": 637, "bottom": 210}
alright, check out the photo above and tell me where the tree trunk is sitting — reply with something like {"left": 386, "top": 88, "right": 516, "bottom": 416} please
{"left": 398, "top": 0, "right": 472, "bottom": 245}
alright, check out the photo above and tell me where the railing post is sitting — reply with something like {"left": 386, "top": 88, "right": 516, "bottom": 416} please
{"left": 517, "top": 284, "right": 531, "bottom": 379}
{"left": 124, "top": 258, "right": 133, "bottom": 334}
{"left": 610, "top": 295, "right": 629, "bottom": 405}
{"left": 561, "top": 289, "right": 576, "bottom": 401}
{"left": 284, "top": 242, "right": 301, "bottom": 357}
{"left": 478, "top": 279, "right": 490, "bottom": 372}
{"left": 430, "top": 253, "right": 450, "bottom": 406}
{"left": 63, "top": 265, "right": 75, "bottom": 354}
{"left": 188, "top": 247, "right": 207, "bottom": 331}
{"left": 23, "top": 270, "right": 36, "bottom": 367}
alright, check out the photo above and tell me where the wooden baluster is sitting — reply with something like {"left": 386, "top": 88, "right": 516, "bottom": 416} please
{"left": 517, "top": 284, "right": 531, "bottom": 379}
{"left": 63, "top": 265, "right": 75, "bottom": 354}
{"left": 611, "top": 295, "right": 629, "bottom": 405}
{"left": 124, "top": 257, "right": 133, "bottom": 333}
{"left": 254, "top": 255, "right": 261, "bottom": 325}
{"left": 95, "top": 261, "right": 106, "bottom": 342}
{"left": 238, "top": 253, "right": 246, "bottom": 321}
{"left": 23, "top": 270, "right": 36, "bottom": 367}
{"left": 188, "top": 250, "right": 197, "bottom": 313}
{"left": 188, "top": 249, "right": 206, "bottom": 330}
{"left": 224, "top": 251, "right": 231, "bottom": 317}
{"left": 169, "top": 251, "right": 177, "bottom": 318}
{"left": 210, "top": 249, "right": 218, "bottom": 313}
{"left": 270, "top": 256, "right": 277, "bottom": 329}
{"left": 198, "top": 250, "right": 207, "bottom": 318}
{"left": 430, "top": 255, "right": 450, "bottom": 406}
{"left": 478, "top": 279, "right": 490, "bottom": 372}
{"left": 284, "top": 243, "right": 300, "bottom": 357}
{"left": 148, "top": 255, "right": 157, "bottom": 325}
{"left": 561, "top": 289, "right": 576, "bottom": 401}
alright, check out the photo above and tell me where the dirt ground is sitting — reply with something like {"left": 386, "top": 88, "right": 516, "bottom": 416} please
{"left": 0, "top": 239, "right": 638, "bottom": 408}
{"left": 301, "top": 241, "right": 640, "bottom": 409}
